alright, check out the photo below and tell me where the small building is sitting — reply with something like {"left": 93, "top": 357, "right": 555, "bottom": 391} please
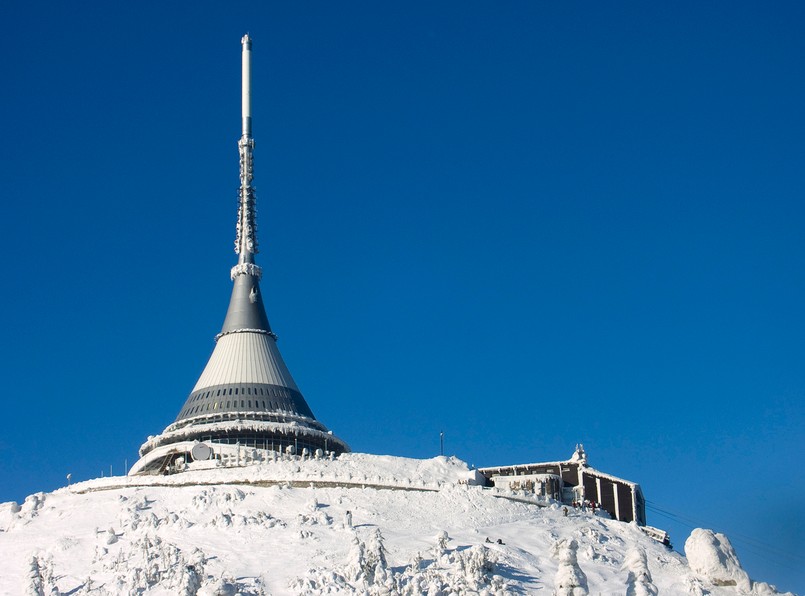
{"left": 457, "top": 468, "right": 487, "bottom": 486}
{"left": 479, "top": 445, "right": 646, "bottom": 525}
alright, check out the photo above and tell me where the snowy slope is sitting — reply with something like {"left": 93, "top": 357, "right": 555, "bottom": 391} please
{"left": 0, "top": 454, "right": 794, "bottom": 595}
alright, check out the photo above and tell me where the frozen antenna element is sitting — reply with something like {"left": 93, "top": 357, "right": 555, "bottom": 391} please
{"left": 129, "top": 35, "right": 349, "bottom": 475}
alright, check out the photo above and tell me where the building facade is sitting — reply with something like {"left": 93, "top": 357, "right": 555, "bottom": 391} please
{"left": 479, "top": 445, "right": 647, "bottom": 525}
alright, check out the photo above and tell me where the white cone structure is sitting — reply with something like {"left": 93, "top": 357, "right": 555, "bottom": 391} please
{"left": 130, "top": 35, "right": 349, "bottom": 475}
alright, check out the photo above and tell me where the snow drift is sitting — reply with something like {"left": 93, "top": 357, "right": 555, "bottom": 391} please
{"left": 684, "top": 528, "right": 790, "bottom": 596}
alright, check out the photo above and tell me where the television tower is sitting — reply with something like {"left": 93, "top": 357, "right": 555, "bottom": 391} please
{"left": 130, "top": 35, "right": 349, "bottom": 475}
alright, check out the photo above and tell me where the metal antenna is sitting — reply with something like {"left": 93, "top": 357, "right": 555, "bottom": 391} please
{"left": 233, "top": 34, "right": 260, "bottom": 274}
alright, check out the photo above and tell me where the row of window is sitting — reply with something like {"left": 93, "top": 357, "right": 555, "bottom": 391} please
{"left": 180, "top": 398, "right": 296, "bottom": 418}
{"left": 188, "top": 385, "right": 293, "bottom": 403}
{"left": 199, "top": 435, "right": 328, "bottom": 453}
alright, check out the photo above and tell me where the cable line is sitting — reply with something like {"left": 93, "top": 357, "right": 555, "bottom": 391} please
{"left": 644, "top": 500, "right": 804, "bottom": 570}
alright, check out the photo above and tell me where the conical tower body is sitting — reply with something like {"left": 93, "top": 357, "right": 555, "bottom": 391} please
{"left": 130, "top": 35, "right": 349, "bottom": 475}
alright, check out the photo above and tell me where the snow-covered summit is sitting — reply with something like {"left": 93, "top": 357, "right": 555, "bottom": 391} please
{"left": 0, "top": 453, "right": 794, "bottom": 595}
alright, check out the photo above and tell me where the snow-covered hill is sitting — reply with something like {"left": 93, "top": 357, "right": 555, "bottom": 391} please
{"left": 0, "top": 454, "right": 793, "bottom": 595}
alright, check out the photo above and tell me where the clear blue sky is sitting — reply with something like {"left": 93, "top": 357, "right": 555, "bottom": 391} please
{"left": 1, "top": 1, "right": 802, "bottom": 591}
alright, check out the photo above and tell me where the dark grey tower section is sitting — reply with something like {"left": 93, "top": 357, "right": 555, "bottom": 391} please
{"left": 220, "top": 274, "right": 272, "bottom": 334}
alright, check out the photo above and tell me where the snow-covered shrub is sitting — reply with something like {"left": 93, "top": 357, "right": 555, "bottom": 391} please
{"left": 298, "top": 508, "right": 332, "bottom": 527}
{"left": 364, "top": 528, "right": 389, "bottom": 585}
{"left": 552, "top": 538, "right": 588, "bottom": 596}
{"left": 23, "top": 556, "right": 44, "bottom": 596}
{"left": 684, "top": 529, "right": 794, "bottom": 596}
{"left": 684, "top": 528, "right": 751, "bottom": 592}
{"left": 434, "top": 530, "right": 450, "bottom": 555}
{"left": 105, "top": 527, "right": 118, "bottom": 545}
{"left": 294, "top": 534, "right": 506, "bottom": 595}
{"left": 622, "top": 547, "right": 657, "bottom": 596}
{"left": 295, "top": 530, "right": 392, "bottom": 592}
{"left": 0, "top": 501, "right": 21, "bottom": 531}
{"left": 197, "top": 577, "right": 238, "bottom": 596}
{"left": 21, "top": 493, "right": 45, "bottom": 517}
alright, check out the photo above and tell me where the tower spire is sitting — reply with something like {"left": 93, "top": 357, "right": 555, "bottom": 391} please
{"left": 222, "top": 34, "right": 268, "bottom": 335}
{"left": 234, "top": 33, "right": 259, "bottom": 269}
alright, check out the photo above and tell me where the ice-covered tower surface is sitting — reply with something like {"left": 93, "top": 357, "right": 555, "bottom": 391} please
{"left": 130, "top": 35, "right": 349, "bottom": 475}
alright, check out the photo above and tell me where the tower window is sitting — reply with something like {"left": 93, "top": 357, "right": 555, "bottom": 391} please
{"left": 241, "top": 400, "right": 244, "bottom": 407}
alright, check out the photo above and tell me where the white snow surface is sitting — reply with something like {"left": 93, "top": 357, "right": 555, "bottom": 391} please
{"left": 0, "top": 453, "right": 795, "bottom": 595}
{"left": 684, "top": 529, "right": 788, "bottom": 596}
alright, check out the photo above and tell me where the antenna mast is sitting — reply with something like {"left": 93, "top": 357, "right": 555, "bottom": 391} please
{"left": 233, "top": 34, "right": 260, "bottom": 277}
